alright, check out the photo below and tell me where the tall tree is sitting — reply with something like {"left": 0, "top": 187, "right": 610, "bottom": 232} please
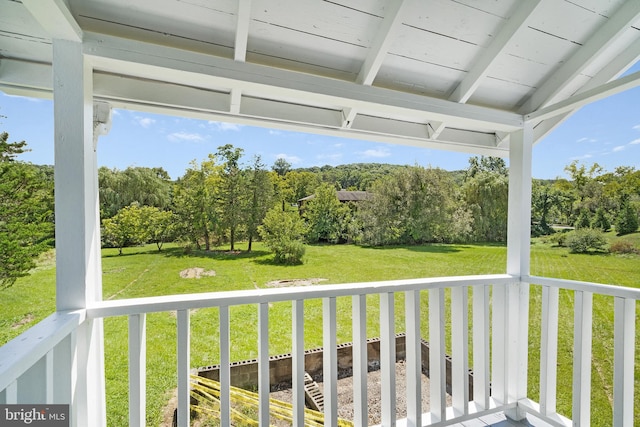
{"left": 0, "top": 133, "right": 54, "bottom": 288}
{"left": 272, "top": 157, "right": 291, "bottom": 176}
{"left": 217, "top": 144, "right": 245, "bottom": 251}
{"left": 245, "top": 155, "right": 273, "bottom": 251}
{"left": 173, "top": 156, "right": 221, "bottom": 250}
{"left": 303, "top": 183, "right": 350, "bottom": 243}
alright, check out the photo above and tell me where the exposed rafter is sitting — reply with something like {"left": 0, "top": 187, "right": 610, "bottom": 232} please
{"left": 21, "top": 0, "right": 82, "bottom": 42}
{"left": 448, "top": 0, "right": 542, "bottom": 104}
{"left": 356, "top": 0, "right": 406, "bottom": 86}
{"left": 234, "top": 0, "right": 252, "bottom": 62}
{"left": 533, "top": 38, "right": 640, "bottom": 142}
{"left": 526, "top": 71, "right": 640, "bottom": 123}
{"left": 519, "top": 0, "right": 640, "bottom": 114}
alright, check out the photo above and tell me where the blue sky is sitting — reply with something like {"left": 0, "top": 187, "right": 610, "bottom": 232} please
{"left": 1, "top": 67, "right": 638, "bottom": 180}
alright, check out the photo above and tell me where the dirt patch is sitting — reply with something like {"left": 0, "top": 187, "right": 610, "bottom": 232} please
{"left": 180, "top": 268, "right": 216, "bottom": 279}
{"left": 265, "top": 278, "right": 328, "bottom": 287}
{"left": 160, "top": 388, "right": 177, "bottom": 427}
{"left": 11, "top": 313, "right": 35, "bottom": 330}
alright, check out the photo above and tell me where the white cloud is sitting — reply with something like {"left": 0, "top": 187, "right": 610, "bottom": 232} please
{"left": 209, "top": 121, "right": 243, "bottom": 131}
{"left": 570, "top": 153, "right": 593, "bottom": 161}
{"left": 577, "top": 137, "right": 589, "bottom": 142}
{"left": 633, "top": 125, "right": 640, "bottom": 130}
{"left": 275, "top": 153, "right": 302, "bottom": 164}
{"left": 333, "top": 143, "right": 344, "bottom": 148}
{"left": 361, "top": 148, "right": 391, "bottom": 158}
{"left": 135, "top": 116, "right": 156, "bottom": 128}
{"left": 612, "top": 145, "right": 626, "bottom": 152}
{"left": 317, "top": 153, "right": 343, "bottom": 163}
{"left": 168, "top": 132, "right": 205, "bottom": 142}
{"left": 629, "top": 138, "right": 640, "bottom": 145}
{"left": 269, "top": 130, "right": 282, "bottom": 135}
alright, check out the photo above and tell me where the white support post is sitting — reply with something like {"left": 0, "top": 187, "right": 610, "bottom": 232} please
{"left": 176, "top": 310, "right": 190, "bottom": 427}
{"left": 405, "top": 290, "right": 422, "bottom": 427}
{"left": 128, "top": 314, "right": 146, "bottom": 427}
{"left": 429, "top": 288, "right": 446, "bottom": 422}
{"left": 53, "top": 39, "right": 105, "bottom": 427}
{"left": 258, "top": 303, "right": 270, "bottom": 427}
{"left": 292, "top": 300, "right": 305, "bottom": 427}
{"left": 451, "top": 286, "right": 469, "bottom": 416}
{"left": 352, "top": 295, "right": 368, "bottom": 427}
{"left": 539, "top": 286, "right": 559, "bottom": 415}
{"left": 323, "top": 297, "right": 338, "bottom": 427}
{"left": 613, "top": 297, "right": 635, "bottom": 426}
{"left": 380, "top": 292, "right": 396, "bottom": 427}
{"left": 572, "top": 291, "right": 592, "bottom": 427}
{"left": 472, "top": 285, "right": 490, "bottom": 409}
{"left": 504, "top": 124, "right": 533, "bottom": 420}
{"left": 219, "top": 306, "right": 231, "bottom": 427}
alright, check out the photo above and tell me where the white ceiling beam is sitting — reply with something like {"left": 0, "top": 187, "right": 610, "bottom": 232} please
{"left": 526, "top": 70, "right": 640, "bottom": 123}
{"left": 82, "top": 33, "right": 523, "bottom": 132}
{"left": 341, "top": 107, "right": 357, "bottom": 129}
{"left": 234, "top": 0, "right": 252, "bottom": 62}
{"left": 229, "top": 88, "right": 242, "bottom": 114}
{"left": 356, "top": 0, "right": 407, "bottom": 86}
{"left": 21, "top": 0, "right": 82, "bottom": 42}
{"left": 519, "top": 0, "right": 640, "bottom": 114}
{"left": 533, "top": 37, "right": 640, "bottom": 142}
{"left": 449, "top": 0, "right": 542, "bottom": 104}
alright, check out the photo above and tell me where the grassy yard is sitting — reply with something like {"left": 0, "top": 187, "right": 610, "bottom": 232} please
{"left": 1, "top": 236, "right": 639, "bottom": 426}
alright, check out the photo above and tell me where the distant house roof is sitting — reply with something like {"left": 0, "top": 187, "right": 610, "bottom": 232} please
{"left": 298, "top": 190, "right": 373, "bottom": 203}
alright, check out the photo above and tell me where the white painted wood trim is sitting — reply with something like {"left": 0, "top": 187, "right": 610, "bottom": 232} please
{"left": 491, "top": 283, "right": 507, "bottom": 404}
{"left": 451, "top": 286, "right": 469, "bottom": 416}
{"left": 128, "top": 314, "right": 146, "bottom": 427}
{"left": 525, "top": 276, "right": 640, "bottom": 300}
{"left": 572, "top": 291, "right": 592, "bottom": 426}
{"left": 258, "top": 302, "right": 270, "bottom": 427}
{"left": 380, "top": 292, "right": 396, "bottom": 426}
{"left": 176, "top": 310, "right": 190, "bottom": 427}
{"left": 405, "top": 290, "right": 421, "bottom": 427}
{"left": 539, "top": 286, "right": 559, "bottom": 415}
{"left": 45, "top": 350, "right": 54, "bottom": 403}
{"left": 472, "top": 285, "right": 490, "bottom": 409}
{"left": 613, "top": 297, "right": 636, "bottom": 426}
{"left": 219, "top": 306, "right": 231, "bottom": 426}
{"left": 352, "top": 294, "right": 368, "bottom": 427}
{"left": 21, "top": 0, "right": 82, "bottom": 42}
{"left": 323, "top": 297, "right": 338, "bottom": 427}
{"left": 429, "top": 288, "right": 446, "bottom": 422}
{"left": 292, "top": 300, "right": 305, "bottom": 427}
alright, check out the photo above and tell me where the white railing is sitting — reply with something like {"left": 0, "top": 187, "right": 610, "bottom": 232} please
{"left": 0, "top": 274, "right": 638, "bottom": 427}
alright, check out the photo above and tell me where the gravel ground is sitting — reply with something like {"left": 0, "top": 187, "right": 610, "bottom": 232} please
{"left": 271, "top": 360, "right": 452, "bottom": 425}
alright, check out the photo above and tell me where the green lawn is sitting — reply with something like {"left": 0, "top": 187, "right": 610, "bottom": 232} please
{"left": 1, "top": 237, "right": 639, "bottom": 426}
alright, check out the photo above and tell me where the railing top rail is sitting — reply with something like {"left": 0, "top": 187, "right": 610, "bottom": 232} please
{"left": 0, "top": 310, "right": 86, "bottom": 392}
{"left": 87, "top": 274, "right": 516, "bottom": 318}
{"left": 525, "top": 275, "right": 640, "bottom": 299}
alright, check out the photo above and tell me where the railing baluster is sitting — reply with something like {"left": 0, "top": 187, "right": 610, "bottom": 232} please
{"left": 405, "top": 290, "right": 421, "bottom": 427}
{"left": 323, "top": 297, "right": 338, "bottom": 427}
{"left": 613, "top": 297, "right": 635, "bottom": 427}
{"left": 352, "top": 294, "right": 368, "bottom": 427}
{"left": 491, "top": 283, "right": 507, "bottom": 404}
{"left": 472, "top": 284, "right": 490, "bottom": 409}
{"left": 451, "top": 286, "right": 469, "bottom": 416}
{"left": 5, "top": 381, "right": 17, "bottom": 404}
{"left": 292, "top": 300, "right": 305, "bottom": 427}
{"left": 258, "top": 302, "right": 270, "bottom": 427}
{"left": 572, "top": 291, "right": 592, "bottom": 426}
{"left": 177, "top": 309, "right": 190, "bottom": 427}
{"left": 128, "top": 313, "right": 146, "bottom": 427}
{"left": 429, "top": 288, "right": 446, "bottom": 422}
{"left": 380, "top": 292, "right": 396, "bottom": 427}
{"left": 46, "top": 350, "right": 54, "bottom": 403}
{"left": 539, "top": 286, "right": 559, "bottom": 416}
{"left": 219, "top": 306, "right": 230, "bottom": 426}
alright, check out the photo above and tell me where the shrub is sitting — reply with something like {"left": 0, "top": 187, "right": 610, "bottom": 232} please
{"left": 258, "top": 207, "right": 306, "bottom": 265}
{"left": 574, "top": 209, "right": 591, "bottom": 229}
{"left": 609, "top": 240, "right": 639, "bottom": 255}
{"left": 566, "top": 229, "right": 608, "bottom": 253}
{"left": 591, "top": 207, "right": 610, "bottom": 232}
{"left": 545, "top": 230, "right": 569, "bottom": 247}
{"left": 615, "top": 200, "right": 639, "bottom": 235}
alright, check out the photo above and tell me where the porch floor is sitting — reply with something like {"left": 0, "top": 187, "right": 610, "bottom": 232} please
{"left": 461, "top": 412, "right": 555, "bottom": 427}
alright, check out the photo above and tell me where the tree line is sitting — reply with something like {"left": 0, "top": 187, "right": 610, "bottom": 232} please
{"left": 1, "top": 132, "right": 639, "bottom": 285}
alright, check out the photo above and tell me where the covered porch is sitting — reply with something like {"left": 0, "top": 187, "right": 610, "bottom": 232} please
{"left": 1, "top": 0, "right": 639, "bottom": 426}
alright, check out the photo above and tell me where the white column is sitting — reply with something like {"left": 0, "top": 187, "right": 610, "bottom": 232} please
{"left": 504, "top": 124, "right": 533, "bottom": 420}
{"left": 53, "top": 39, "right": 105, "bottom": 427}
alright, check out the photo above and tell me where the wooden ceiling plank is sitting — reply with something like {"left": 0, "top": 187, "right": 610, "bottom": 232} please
{"left": 21, "top": 0, "right": 82, "bottom": 42}
{"left": 520, "top": 0, "right": 640, "bottom": 114}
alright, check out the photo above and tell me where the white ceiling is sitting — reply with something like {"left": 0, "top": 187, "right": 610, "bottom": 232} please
{"left": 1, "top": 0, "right": 640, "bottom": 156}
